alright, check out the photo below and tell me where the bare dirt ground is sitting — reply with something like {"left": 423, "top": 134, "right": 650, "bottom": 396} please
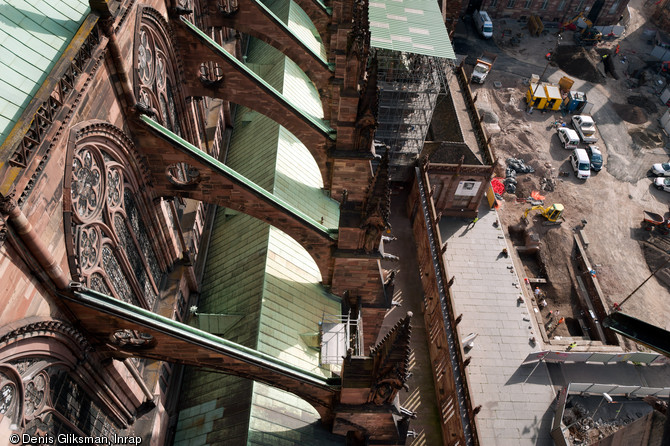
{"left": 471, "top": 0, "right": 670, "bottom": 340}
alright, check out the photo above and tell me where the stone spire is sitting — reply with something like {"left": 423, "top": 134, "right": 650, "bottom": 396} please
{"left": 367, "top": 311, "right": 413, "bottom": 405}
{"left": 348, "top": 0, "right": 370, "bottom": 61}
{"left": 360, "top": 148, "right": 391, "bottom": 252}
{"left": 354, "top": 54, "right": 379, "bottom": 153}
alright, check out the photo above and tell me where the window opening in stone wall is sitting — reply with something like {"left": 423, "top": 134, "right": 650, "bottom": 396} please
{"left": 69, "top": 140, "right": 163, "bottom": 311}
{"left": 135, "top": 11, "right": 184, "bottom": 137}
{"left": 6, "top": 361, "right": 122, "bottom": 441}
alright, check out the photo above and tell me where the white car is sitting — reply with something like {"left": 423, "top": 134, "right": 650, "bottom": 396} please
{"left": 570, "top": 148, "right": 591, "bottom": 180}
{"left": 654, "top": 177, "right": 670, "bottom": 192}
{"left": 557, "top": 127, "right": 580, "bottom": 150}
{"left": 651, "top": 163, "right": 670, "bottom": 176}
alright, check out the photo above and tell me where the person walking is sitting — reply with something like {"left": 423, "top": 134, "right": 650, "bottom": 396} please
{"left": 468, "top": 217, "right": 479, "bottom": 229}
{"left": 566, "top": 342, "right": 577, "bottom": 351}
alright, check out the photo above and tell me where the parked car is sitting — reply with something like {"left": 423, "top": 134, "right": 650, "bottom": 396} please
{"left": 571, "top": 115, "right": 598, "bottom": 143}
{"left": 557, "top": 127, "right": 580, "bottom": 150}
{"left": 651, "top": 162, "right": 670, "bottom": 176}
{"left": 586, "top": 145, "right": 603, "bottom": 171}
{"left": 570, "top": 148, "right": 591, "bottom": 180}
{"left": 473, "top": 10, "right": 493, "bottom": 39}
{"left": 654, "top": 177, "right": 670, "bottom": 192}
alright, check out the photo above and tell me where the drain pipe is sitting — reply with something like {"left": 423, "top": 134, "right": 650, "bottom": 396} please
{"left": 0, "top": 193, "right": 69, "bottom": 290}
{"left": 92, "top": 4, "right": 137, "bottom": 113}
{"left": 123, "top": 359, "right": 155, "bottom": 403}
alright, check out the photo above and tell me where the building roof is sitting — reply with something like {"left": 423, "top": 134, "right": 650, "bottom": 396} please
{"left": 544, "top": 84, "right": 561, "bottom": 99}
{"left": 368, "top": 0, "right": 455, "bottom": 59}
{"left": 0, "top": 0, "right": 89, "bottom": 145}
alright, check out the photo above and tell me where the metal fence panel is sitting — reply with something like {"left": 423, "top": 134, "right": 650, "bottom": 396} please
{"left": 656, "top": 388, "right": 670, "bottom": 398}
{"left": 568, "top": 383, "right": 593, "bottom": 393}
{"left": 631, "top": 387, "right": 664, "bottom": 396}
{"left": 628, "top": 352, "right": 660, "bottom": 364}
{"left": 522, "top": 351, "right": 550, "bottom": 363}
{"left": 583, "top": 384, "right": 618, "bottom": 394}
{"left": 609, "top": 385, "right": 641, "bottom": 396}
{"left": 651, "top": 45, "right": 670, "bottom": 60}
{"left": 544, "top": 351, "right": 572, "bottom": 362}
{"left": 652, "top": 355, "right": 670, "bottom": 365}
{"left": 610, "top": 352, "right": 635, "bottom": 362}
{"left": 563, "top": 352, "right": 593, "bottom": 362}
{"left": 586, "top": 353, "right": 617, "bottom": 363}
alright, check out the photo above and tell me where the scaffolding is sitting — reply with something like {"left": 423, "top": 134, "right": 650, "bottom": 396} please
{"left": 319, "top": 311, "right": 362, "bottom": 368}
{"left": 374, "top": 49, "right": 454, "bottom": 180}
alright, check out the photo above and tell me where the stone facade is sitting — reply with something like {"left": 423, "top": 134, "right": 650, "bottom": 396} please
{"left": 0, "top": 0, "right": 413, "bottom": 444}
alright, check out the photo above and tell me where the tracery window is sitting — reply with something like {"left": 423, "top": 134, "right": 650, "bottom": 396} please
{"left": 67, "top": 133, "right": 163, "bottom": 311}
{"left": 135, "top": 11, "right": 183, "bottom": 136}
{"left": 7, "top": 360, "right": 121, "bottom": 442}
{"left": 134, "top": 8, "right": 195, "bottom": 184}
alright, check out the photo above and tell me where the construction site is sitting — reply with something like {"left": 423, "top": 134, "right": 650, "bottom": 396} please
{"left": 437, "top": 0, "right": 670, "bottom": 443}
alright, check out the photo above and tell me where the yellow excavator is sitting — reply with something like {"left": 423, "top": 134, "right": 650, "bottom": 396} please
{"left": 562, "top": 13, "right": 602, "bottom": 46}
{"left": 523, "top": 203, "right": 564, "bottom": 225}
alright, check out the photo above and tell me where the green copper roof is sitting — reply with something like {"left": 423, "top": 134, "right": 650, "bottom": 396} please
{"left": 368, "top": 0, "right": 456, "bottom": 60}
{"left": 176, "top": 35, "right": 342, "bottom": 445}
{"left": 68, "top": 288, "right": 331, "bottom": 385}
{"left": 256, "top": 0, "right": 329, "bottom": 65}
{"left": 180, "top": 17, "right": 335, "bottom": 139}
{"left": 139, "top": 114, "right": 337, "bottom": 238}
{"left": 0, "top": 0, "right": 90, "bottom": 145}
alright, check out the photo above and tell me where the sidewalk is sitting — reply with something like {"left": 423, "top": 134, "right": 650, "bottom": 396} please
{"left": 439, "top": 201, "right": 556, "bottom": 445}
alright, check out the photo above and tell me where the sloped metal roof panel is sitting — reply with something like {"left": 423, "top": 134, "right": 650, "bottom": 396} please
{"left": 0, "top": 0, "right": 89, "bottom": 145}
{"left": 368, "top": 0, "right": 455, "bottom": 59}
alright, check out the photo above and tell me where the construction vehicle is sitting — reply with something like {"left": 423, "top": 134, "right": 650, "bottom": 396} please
{"left": 561, "top": 12, "right": 593, "bottom": 31}
{"left": 575, "top": 27, "right": 602, "bottom": 46}
{"left": 523, "top": 203, "right": 564, "bottom": 225}
{"left": 641, "top": 210, "right": 670, "bottom": 234}
{"left": 470, "top": 52, "right": 497, "bottom": 83}
{"left": 563, "top": 12, "right": 602, "bottom": 46}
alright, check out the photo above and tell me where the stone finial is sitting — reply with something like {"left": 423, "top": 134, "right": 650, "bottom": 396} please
{"left": 0, "top": 189, "right": 18, "bottom": 215}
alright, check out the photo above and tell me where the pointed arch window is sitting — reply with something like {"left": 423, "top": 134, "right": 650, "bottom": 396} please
{"left": 135, "top": 12, "right": 183, "bottom": 136}
{"left": 5, "top": 359, "right": 122, "bottom": 441}
{"left": 67, "top": 137, "right": 163, "bottom": 311}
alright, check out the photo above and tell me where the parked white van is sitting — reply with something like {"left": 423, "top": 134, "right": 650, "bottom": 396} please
{"left": 570, "top": 148, "right": 591, "bottom": 180}
{"left": 557, "top": 127, "right": 580, "bottom": 150}
{"left": 473, "top": 10, "right": 493, "bottom": 39}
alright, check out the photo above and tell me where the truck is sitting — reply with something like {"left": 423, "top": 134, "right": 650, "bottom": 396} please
{"left": 571, "top": 115, "right": 598, "bottom": 143}
{"left": 470, "top": 52, "right": 497, "bottom": 84}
